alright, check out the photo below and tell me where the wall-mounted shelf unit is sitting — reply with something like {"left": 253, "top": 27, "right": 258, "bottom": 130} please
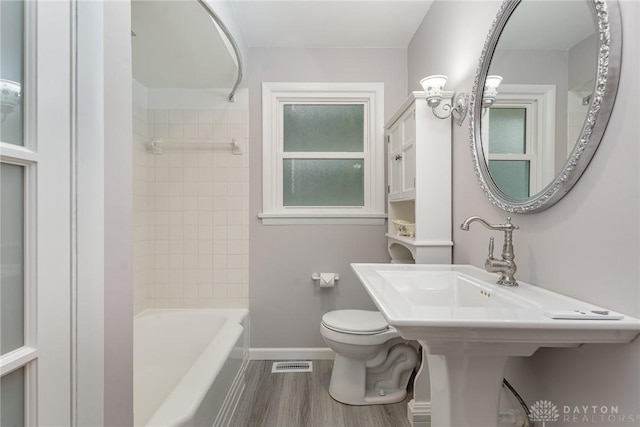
{"left": 385, "top": 91, "right": 453, "bottom": 264}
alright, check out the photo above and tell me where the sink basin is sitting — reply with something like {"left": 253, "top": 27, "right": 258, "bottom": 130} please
{"left": 353, "top": 263, "right": 640, "bottom": 343}
{"left": 351, "top": 263, "right": 640, "bottom": 427}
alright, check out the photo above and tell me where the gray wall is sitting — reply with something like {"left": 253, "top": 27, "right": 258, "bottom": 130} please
{"left": 248, "top": 48, "right": 407, "bottom": 348}
{"left": 568, "top": 34, "right": 598, "bottom": 90}
{"left": 409, "top": 0, "right": 639, "bottom": 421}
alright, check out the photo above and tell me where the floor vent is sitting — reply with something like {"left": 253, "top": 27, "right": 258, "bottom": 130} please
{"left": 271, "top": 361, "right": 313, "bottom": 373}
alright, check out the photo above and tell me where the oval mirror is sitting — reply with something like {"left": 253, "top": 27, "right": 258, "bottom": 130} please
{"left": 469, "top": 0, "right": 622, "bottom": 213}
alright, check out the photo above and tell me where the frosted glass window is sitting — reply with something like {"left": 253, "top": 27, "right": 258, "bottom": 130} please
{"left": 489, "top": 160, "right": 530, "bottom": 199}
{"left": 1, "top": 368, "right": 25, "bottom": 427}
{"left": 283, "top": 159, "right": 364, "bottom": 206}
{"left": 283, "top": 105, "right": 364, "bottom": 152}
{"left": 0, "top": 0, "right": 25, "bottom": 146}
{"left": 488, "top": 108, "right": 526, "bottom": 154}
{"left": 1, "top": 163, "right": 24, "bottom": 355}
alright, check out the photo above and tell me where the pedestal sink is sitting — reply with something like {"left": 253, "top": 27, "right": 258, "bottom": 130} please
{"left": 351, "top": 263, "right": 640, "bottom": 427}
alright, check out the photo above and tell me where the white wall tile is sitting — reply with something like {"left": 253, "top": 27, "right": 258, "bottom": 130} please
{"left": 198, "top": 110, "right": 213, "bottom": 123}
{"left": 135, "top": 106, "right": 249, "bottom": 310}
{"left": 154, "top": 110, "right": 169, "bottom": 124}
{"left": 169, "top": 110, "right": 183, "bottom": 124}
{"left": 183, "top": 124, "right": 198, "bottom": 139}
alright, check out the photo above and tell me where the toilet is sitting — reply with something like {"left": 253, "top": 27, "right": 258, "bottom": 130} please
{"left": 320, "top": 309, "right": 418, "bottom": 405}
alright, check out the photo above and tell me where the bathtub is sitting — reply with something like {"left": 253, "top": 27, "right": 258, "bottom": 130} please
{"left": 134, "top": 309, "right": 249, "bottom": 427}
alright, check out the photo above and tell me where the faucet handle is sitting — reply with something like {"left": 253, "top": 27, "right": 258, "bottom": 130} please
{"left": 487, "top": 237, "right": 495, "bottom": 258}
{"left": 503, "top": 217, "right": 519, "bottom": 231}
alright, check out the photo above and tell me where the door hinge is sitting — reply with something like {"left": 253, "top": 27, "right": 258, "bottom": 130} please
{"left": 387, "top": 185, "right": 390, "bottom": 193}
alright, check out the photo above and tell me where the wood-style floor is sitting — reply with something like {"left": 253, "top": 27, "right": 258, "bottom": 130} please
{"left": 230, "top": 360, "right": 412, "bottom": 427}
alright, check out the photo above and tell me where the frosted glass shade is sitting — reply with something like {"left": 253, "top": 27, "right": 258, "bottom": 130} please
{"left": 420, "top": 75, "right": 448, "bottom": 107}
{"left": 485, "top": 75, "right": 503, "bottom": 92}
{"left": 483, "top": 75, "right": 503, "bottom": 108}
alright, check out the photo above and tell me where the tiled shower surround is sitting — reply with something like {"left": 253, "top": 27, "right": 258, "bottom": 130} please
{"left": 133, "top": 88, "right": 249, "bottom": 313}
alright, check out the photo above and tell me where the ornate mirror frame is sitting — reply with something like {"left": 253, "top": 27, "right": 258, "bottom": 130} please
{"left": 469, "top": 0, "right": 622, "bottom": 213}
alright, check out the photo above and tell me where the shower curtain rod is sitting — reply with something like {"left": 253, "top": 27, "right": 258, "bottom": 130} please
{"left": 149, "top": 138, "right": 243, "bottom": 155}
{"left": 196, "top": 0, "right": 244, "bottom": 103}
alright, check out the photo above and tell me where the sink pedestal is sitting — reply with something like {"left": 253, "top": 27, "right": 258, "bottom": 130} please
{"left": 423, "top": 341, "right": 541, "bottom": 427}
{"left": 427, "top": 354, "right": 506, "bottom": 427}
{"left": 407, "top": 346, "right": 431, "bottom": 427}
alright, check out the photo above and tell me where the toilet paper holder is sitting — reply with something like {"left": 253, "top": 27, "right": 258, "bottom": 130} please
{"left": 311, "top": 272, "right": 340, "bottom": 287}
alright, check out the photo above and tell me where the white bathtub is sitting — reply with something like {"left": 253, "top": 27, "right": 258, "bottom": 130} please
{"left": 134, "top": 309, "right": 249, "bottom": 427}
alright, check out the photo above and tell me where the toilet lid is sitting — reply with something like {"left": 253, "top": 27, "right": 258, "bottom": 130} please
{"left": 322, "top": 310, "right": 389, "bottom": 335}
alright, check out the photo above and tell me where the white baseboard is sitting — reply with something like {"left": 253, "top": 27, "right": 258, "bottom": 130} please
{"left": 249, "top": 347, "right": 335, "bottom": 360}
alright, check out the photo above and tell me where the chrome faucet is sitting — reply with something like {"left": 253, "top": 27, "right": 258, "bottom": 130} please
{"left": 460, "top": 216, "right": 519, "bottom": 286}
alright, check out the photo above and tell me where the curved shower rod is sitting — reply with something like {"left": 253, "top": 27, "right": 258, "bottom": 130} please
{"left": 196, "top": 0, "right": 244, "bottom": 102}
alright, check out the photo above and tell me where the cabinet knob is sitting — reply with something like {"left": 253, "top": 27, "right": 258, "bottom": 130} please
{"left": 395, "top": 154, "right": 403, "bottom": 161}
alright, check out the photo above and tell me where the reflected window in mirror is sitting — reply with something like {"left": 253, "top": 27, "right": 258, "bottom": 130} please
{"left": 487, "top": 107, "right": 530, "bottom": 198}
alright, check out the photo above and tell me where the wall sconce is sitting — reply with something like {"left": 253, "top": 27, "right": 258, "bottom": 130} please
{"left": 482, "top": 75, "right": 503, "bottom": 109}
{"left": 420, "top": 75, "right": 468, "bottom": 126}
{"left": 0, "top": 79, "right": 22, "bottom": 123}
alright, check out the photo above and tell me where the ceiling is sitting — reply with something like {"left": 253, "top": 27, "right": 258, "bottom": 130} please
{"left": 497, "top": 1, "right": 595, "bottom": 50}
{"left": 132, "top": 0, "right": 433, "bottom": 89}
{"left": 228, "top": 1, "right": 434, "bottom": 48}
{"left": 131, "top": 1, "right": 598, "bottom": 89}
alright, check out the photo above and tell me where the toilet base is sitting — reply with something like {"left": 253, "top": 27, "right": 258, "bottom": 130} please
{"left": 328, "top": 353, "right": 410, "bottom": 406}
{"left": 329, "top": 387, "right": 408, "bottom": 406}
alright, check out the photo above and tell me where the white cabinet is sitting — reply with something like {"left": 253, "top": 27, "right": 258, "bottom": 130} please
{"left": 385, "top": 91, "right": 453, "bottom": 264}
{"left": 388, "top": 107, "right": 416, "bottom": 200}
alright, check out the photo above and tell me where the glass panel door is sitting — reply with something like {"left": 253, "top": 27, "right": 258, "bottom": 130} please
{"left": 0, "top": 0, "right": 25, "bottom": 146}
{"left": 1, "top": 368, "right": 25, "bottom": 427}
{"left": 1, "top": 1, "right": 72, "bottom": 424}
{"left": 1, "top": 163, "right": 25, "bottom": 355}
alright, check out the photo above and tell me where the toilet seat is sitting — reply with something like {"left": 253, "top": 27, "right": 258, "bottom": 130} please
{"left": 322, "top": 310, "right": 389, "bottom": 335}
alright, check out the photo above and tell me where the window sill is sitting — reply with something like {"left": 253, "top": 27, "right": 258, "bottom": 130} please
{"left": 258, "top": 212, "right": 387, "bottom": 225}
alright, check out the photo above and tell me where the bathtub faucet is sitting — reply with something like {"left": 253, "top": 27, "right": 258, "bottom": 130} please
{"left": 460, "top": 216, "right": 519, "bottom": 286}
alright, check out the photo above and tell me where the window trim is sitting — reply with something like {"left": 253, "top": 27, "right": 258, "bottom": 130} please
{"left": 260, "top": 82, "right": 386, "bottom": 225}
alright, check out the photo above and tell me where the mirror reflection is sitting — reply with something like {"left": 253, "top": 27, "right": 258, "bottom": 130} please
{"left": 481, "top": 0, "right": 597, "bottom": 199}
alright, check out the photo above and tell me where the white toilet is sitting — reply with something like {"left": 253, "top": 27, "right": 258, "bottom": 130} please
{"left": 320, "top": 309, "right": 418, "bottom": 405}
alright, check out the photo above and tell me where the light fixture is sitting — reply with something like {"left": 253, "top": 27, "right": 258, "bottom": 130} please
{"left": 482, "top": 75, "right": 503, "bottom": 109}
{"left": 419, "top": 75, "right": 468, "bottom": 126}
{"left": 0, "top": 79, "right": 22, "bottom": 123}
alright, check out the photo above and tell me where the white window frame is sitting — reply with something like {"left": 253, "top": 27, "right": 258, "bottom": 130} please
{"left": 260, "top": 82, "right": 386, "bottom": 225}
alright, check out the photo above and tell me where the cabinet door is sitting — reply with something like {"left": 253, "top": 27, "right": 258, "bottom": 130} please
{"left": 388, "top": 123, "right": 402, "bottom": 198}
{"left": 401, "top": 107, "right": 416, "bottom": 196}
